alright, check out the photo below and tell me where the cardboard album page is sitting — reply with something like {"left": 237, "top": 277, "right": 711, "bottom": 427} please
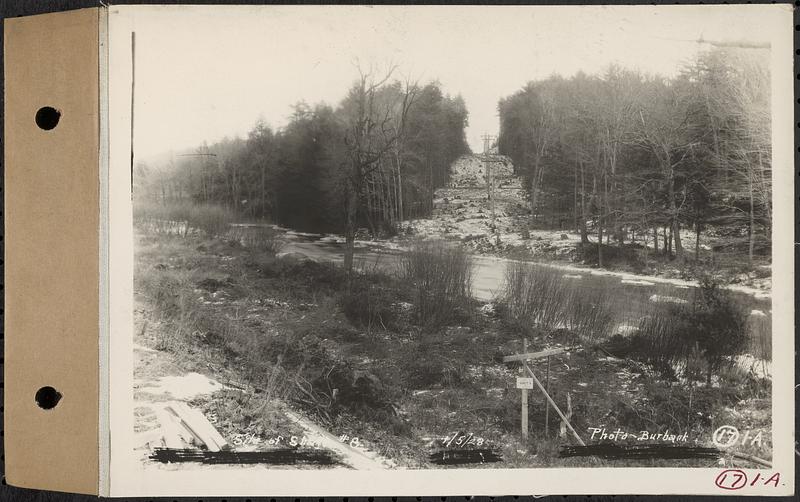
{"left": 6, "top": 3, "right": 795, "bottom": 497}
{"left": 4, "top": 8, "right": 102, "bottom": 495}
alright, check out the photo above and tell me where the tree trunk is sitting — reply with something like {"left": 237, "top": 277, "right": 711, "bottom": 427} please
{"left": 261, "top": 165, "right": 267, "bottom": 219}
{"left": 597, "top": 212, "right": 604, "bottom": 268}
{"left": 579, "top": 161, "right": 589, "bottom": 244}
{"left": 667, "top": 225, "right": 673, "bottom": 257}
{"left": 666, "top": 163, "right": 683, "bottom": 260}
{"left": 672, "top": 218, "right": 682, "bottom": 259}
{"left": 529, "top": 164, "right": 538, "bottom": 229}
{"left": 573, "top": 161, "right": 579, "bottom": 234}
{"left": 653, "top": 225, "right": 658, "bottom": 254}
{"left": 695, "top": 224, "right": 701, "bottom": 262}
{"left": 642, "top": 229, "right": 648, "bottom": 266}
{"left": 396, "top": 160, "right": 404, "bottom": 222}
{"left": 344, "top": 179, "right": 358, "bottom": 278}
{"left": 428, "top": 159, "right": 434, "bottom": 217}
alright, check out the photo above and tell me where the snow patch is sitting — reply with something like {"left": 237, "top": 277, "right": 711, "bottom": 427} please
{"left": 139, "top": 372, "right": 227, "bottom": 401}
{"left": 621, "top": 279, "right": 655, "bottom": 286}
{"left": 649, "top": 294, "right": 688, "bottom": 305}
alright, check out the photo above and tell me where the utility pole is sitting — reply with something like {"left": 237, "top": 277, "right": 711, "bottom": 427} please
{"left": 481, "top": 133, "right": 500, "bottom": 245}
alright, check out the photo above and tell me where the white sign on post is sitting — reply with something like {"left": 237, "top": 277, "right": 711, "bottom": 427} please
{"left": 516, "top": 377, "right": 534, "bottom": 389}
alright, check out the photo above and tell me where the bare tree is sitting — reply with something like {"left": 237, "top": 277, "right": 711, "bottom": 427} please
{"left": 633, "top": 77, "right": 697, "bottom": 261}
{"left": 341, "top": 65, "right": 418, "bottom": 276}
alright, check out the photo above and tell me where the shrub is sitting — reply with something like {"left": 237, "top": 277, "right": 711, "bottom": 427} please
{"left": 339, "top": 276, "right": 398, "bottom": 332}
{"left": 400, "top": 343, "right": 471, "bottom": 389}
{"left": 501, "top": 262, "right": 614, "bottom": 344}
{"left": 187, "top": 203, "right": 235, "bottom": 237}
{"left": 227, "top": 225, "right": 285, "bottom": 254}
{"left": 260, "top": 314, "right": 402, "bottom": 425}
{"left": 637, "top": 276, "right": 749, "bottom": 384}
{"left": 503, "top": 263, "right": 566, "bottom": 330}
{"left": 134, "top": 200, "right": 235, "bottom": 237}
{"left": 401, "top": 240, "right": 473, "bottom": 328}
{"left": 563, "top": 288, "right": 616, "bottom": 345}
{"left": 688, "top": 276, "right": 750, "bottom": 381}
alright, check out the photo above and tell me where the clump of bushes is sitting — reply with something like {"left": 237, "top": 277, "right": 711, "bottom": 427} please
{"left": 398, "top": 333, "right": 481, "bottom": 389}
{"left": 401, "top": 240, "right": 473, "bottom": 328}
{"left": 636, "top": 276, "right": 749, "bottom": 384}
{"left": 339, "top": 275, "right": 400, "bottom": 332}
{"left": 227, "top": 225, "right": 285, "bottom": 254}
{"left": 134, "top": 200, "right": 235, "bottom": 237}
{"left": 501, "top": 263, "right": 614, "bottom": 344}
{"left": 257, "top": 310, "right": 404, "bottom": 428}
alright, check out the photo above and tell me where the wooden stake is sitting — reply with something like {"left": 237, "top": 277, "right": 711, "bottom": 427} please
{"left": 544, "top": 355, "right": 550, "bottom": 436}
{"left": 521, "top": 338, "right": 529, "bottom": 441}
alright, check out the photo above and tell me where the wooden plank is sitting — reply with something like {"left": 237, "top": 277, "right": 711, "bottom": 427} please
{"left": 153, "top": 405, "right": 188, "bottom": 449}
{"left": 503, "top": 347, "right": 567, "bottom": 362}
{"left": 166, "top": 402, "right": 229, "bottom": 452}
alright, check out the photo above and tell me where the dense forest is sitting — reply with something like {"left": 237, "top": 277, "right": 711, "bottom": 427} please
{"left": 497, "top": 47, "right": 771, "bottom": 265}
{"left": 134, "top": 70, "right": 470, "bottom": 249}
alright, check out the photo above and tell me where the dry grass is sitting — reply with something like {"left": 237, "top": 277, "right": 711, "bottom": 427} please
{"left": 747, "top": 311, "right": 771, "bottom": 361}
{"left": 401, "top": 240, "right": 473, "bottom": 328}
{"left": 226, "top": 225, "right": 286, "bottom": 254}
{"left": 501, "top": 263, "right": 614, "bottom": 344}
{"left": 134, "top": 200, "right": 235, "bottom": 237}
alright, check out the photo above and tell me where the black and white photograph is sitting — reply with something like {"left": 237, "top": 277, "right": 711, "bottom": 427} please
{"left": 106, "top": 4, "right": 793, "bottom": 494}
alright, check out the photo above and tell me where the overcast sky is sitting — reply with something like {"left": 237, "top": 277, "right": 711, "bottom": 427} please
{"left": 124, "top": 4, "right": 783, "bottom": 161}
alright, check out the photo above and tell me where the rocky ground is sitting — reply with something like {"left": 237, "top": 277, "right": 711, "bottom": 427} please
{"left": 396, "top": 154, "right": 771, "bottom": 294}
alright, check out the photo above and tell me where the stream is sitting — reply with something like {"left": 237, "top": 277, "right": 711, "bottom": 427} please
{"left": 235, "top": 224, "right": 773, "bottom": 372}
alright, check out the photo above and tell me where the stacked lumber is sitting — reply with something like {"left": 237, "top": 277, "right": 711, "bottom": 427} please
{"left": 139, "top": 401, "right": 229, "bottom": 451}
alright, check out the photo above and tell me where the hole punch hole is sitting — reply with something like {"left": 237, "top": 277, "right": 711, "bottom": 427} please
{"left": 35, "top": 106, "right": 61, "bottom": 130}
{"left": 35, "top": 386, "right": 62, "bottom": 410}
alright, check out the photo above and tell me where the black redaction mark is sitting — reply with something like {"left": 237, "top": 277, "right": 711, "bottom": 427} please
{"left": 559, "top": 444, "right": 721, "bottom": 460}
{"left": 429, "top": 448, "right": 503, "bottom": 465}
{"left": 149, "top": 447, "right": 338, "bottom": 465}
